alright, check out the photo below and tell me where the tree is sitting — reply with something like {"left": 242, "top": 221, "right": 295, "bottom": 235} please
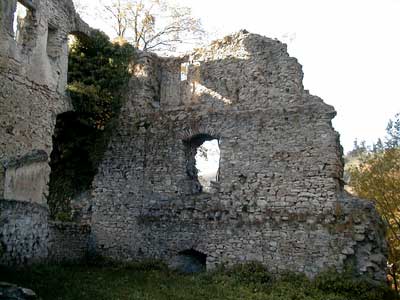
{"left": 349, "top": 149, "right": 400, "bottom": 258}
{"left": 347, "top": 139, "right": 368, "bottom": 158}
{"left": 386, "top": 113, "right": 400, "bottom": 149}
{"left": 347, "top": 113, "right": 400, "bottom": 292}
{"left": 99, "top": 0, "right": 205, "bottom": 53}
{"left": 102, "top": 0, "right": 130, "bottom": 40}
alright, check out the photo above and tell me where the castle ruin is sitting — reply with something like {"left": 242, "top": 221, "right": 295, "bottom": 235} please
{"left": 0, "top": 0, "right": 387, "bottom": 280}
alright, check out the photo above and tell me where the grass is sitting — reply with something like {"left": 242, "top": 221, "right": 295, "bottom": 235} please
{"left": 0, "top": 261, "right": 396, "bottom": 300}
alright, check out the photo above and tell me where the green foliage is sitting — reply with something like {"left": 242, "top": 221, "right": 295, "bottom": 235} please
{"left": 348, "top": 148, "right": 400, "bottom": 263}
{"left": 386, "top": 113, "right": 400, "bottom": 149}
{"left": 85, "top": 255, "right": 168, "bottom": 271}
{"left": 54, "top": 212, "right": 73, "bottom": 222}
{"left": 67, "top": 82, "right": 113, "bottom": 130}
{"left": 211, "top": 262, "right": 272, "bottom": 286}
{"left": 123, "top": 259, "right": 169, "bottom": 272}
{"left": 346, "top": 113, "right": 400, "bottom": 293}
{"left": 314, "top": 268, "right": 394, "bottom": 300}
{"left": 0, "top": 263, "right": 395, "bottom": 300}
{"left": 67, "top": 30, "right": 135, "bottom": 129}
{"left": 47, "top": 31, "right": 135, "bottom": 220}
{"left": 347, "top": 139, "right": 368, "bottom": 158}
{"left": 347, "top": 113, "right": 400, "bottom": 265}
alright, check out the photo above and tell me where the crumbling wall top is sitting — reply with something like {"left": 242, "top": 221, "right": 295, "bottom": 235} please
{"left": 126, "top": 30, "right": 335, "bottom": 123}
{"left": 0, "top": 0, "right": 92, "bottom": 92}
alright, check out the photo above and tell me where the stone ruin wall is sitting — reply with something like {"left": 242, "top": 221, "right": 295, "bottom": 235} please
{"left": 91, "top": 32, "right": 387, "bottom": 279}
{"left": 0, "top": 0, "right": 90, "bottom": 265}
{"left": 0, "top": 0, "right": 388, "bottom": 281}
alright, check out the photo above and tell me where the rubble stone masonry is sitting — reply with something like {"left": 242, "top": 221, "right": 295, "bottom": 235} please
{"left": 91, "top": 32, "right": 387, "bottom": 279}
{"left": 0, "top": 0, "right": 388, "bottom": 280}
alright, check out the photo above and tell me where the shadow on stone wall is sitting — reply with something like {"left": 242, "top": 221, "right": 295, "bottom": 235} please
{"left": 47, "top": 111, "right": 107, "bottom": 221}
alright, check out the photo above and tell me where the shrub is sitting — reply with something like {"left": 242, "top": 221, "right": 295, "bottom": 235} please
{"left": 314, "top": 267, "right": 396, "bottom": 300}
{"left": 124, "top": 259, "right": 168, "bottom": 272}
{"left": 211, "top": 261, "right": 272, "bottom": 285}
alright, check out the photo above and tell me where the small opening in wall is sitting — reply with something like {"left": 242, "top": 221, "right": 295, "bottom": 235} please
{"left": 185, "top": 134, "right": 220, "bottom": 193}
{"left": 68, "top": 34, "right": 77, "bottom": 49}
{"left": 181, "top": 62, "right": 189, "bottom": 81}
{"left": 13, "top": 2, "right": 28, "bottom": 41}
{"left": 175, "top": 249, "right": 207, "bottom": 273}
{"left": 196, "top": 139, "right": 220, "bottom": 191}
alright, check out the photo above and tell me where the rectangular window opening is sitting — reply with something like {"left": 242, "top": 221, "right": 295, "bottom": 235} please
{"left": 13, "top": 2, "right": 28, "bottom": 41}
{"left": 181, "top": 62, "right": 189, "bottom": 81}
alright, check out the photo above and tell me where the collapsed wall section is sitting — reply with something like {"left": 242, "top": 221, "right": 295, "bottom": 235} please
{"left": 91, "top": 31, "right": 387, "bottom": 280}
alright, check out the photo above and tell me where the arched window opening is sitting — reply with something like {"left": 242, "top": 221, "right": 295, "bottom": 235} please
{"left": 196, "top": 139, "right": 220, "bottom": 191}
{"left": 185, "top": 134, "right": 220, "bottom": 194}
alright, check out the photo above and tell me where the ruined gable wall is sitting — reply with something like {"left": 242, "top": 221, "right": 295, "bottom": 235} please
{"left": 0, "top": 0, "right": 90, "bottom": 265}
{"left": 91, "top": 32, "right": 387, "bottom": 279}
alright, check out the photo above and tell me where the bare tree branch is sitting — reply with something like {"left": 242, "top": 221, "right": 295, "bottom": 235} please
{"left": 98, "top": 0, "right": 206, "bottom": 53}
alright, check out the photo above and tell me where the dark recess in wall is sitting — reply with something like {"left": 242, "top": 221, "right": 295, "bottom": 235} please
{"left": 47, "top": 111, "right": 108, "bottom": 220}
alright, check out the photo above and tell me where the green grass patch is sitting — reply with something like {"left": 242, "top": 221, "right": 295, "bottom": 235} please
{"left": 0, "top": 262, "right": 396, "bottom": 300}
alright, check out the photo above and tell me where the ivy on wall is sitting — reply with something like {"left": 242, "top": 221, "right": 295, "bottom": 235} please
{"left": 67, "top": 30, "right": 135, "bottom": 129}
{"left": 47, "top": 30, "right": 135, "bottom": 220}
